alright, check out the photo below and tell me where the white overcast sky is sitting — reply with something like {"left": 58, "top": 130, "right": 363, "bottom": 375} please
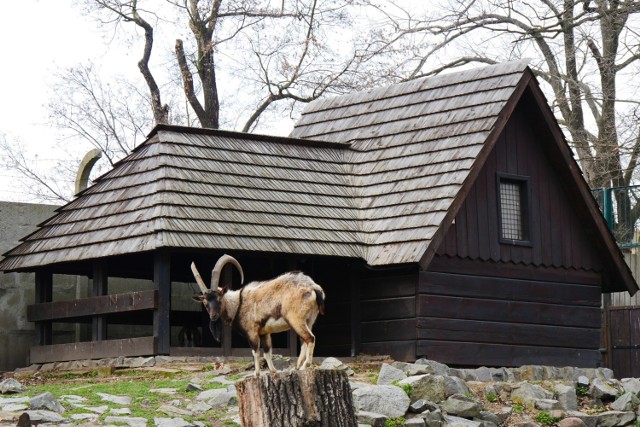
{"left": 0, "top": 0, "right": 111, "bottom": 203}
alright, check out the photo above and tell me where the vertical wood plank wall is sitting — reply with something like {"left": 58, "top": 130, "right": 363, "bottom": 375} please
{"left": 420, "top": 103, "right": 606, "bottom": 367}
{"left": 358, "top": 267, "right": 418, "bottom": 361}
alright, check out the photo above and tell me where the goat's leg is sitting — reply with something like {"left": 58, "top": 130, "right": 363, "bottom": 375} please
{"left": 247, "top": 334, "right": 262, "bottom": 376}
{"left": 260, "top": 334, "right": 277, "bottom": 374}
{"left": 296, "top": 340, "right": 308, "bottom": 369}
{"left": 290, "top": 323, "right": 315, "bottom": 370}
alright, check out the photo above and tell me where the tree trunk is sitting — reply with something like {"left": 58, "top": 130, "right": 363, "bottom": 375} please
{"left": 236, "top": 369, "right": 357, "bottom": 427}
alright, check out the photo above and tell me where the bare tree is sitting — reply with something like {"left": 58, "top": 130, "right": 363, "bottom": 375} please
{"left": 379, "top": 0, "right": 640, "bottom": 239}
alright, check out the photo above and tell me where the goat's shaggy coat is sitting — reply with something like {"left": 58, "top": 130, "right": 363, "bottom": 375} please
{"left": 192, "top": 255, "right": 325, "bottom": 375}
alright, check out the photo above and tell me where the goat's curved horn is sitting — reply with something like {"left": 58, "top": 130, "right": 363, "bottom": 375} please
{"left": 190, "top": 262, "right": 209, "bottom": 294}
{"left": 211, "top": 254, "right": 244, "bottom": 289}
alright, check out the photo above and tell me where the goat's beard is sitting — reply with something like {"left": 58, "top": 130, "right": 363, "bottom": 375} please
{"left": 209, "top": 319, "right": 222, "bottom": 342}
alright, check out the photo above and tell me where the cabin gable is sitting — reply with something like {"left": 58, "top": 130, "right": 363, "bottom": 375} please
{"left": 418, "top": 94, "right": 607, "bottom": 367}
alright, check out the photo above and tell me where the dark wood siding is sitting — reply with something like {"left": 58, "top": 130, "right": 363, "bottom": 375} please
{"left": 422, "top": 102, "right": 607, "bottom": 367}
{"left": 418, "top": 268, "right": 603, "bottom": 367}
{"left": 359, "top": 267, "right": 418, "bottom": 361}
{"left": 438, "top": 104, "right": 602, "bottom": 271}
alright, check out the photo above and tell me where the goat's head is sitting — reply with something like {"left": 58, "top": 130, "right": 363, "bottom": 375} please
{"left": 190, "top": 254, "right": 244, "bottom": 341}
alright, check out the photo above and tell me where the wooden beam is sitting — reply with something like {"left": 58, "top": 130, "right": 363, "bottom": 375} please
{"left": 27, "top": 290, "right": 158, "bottom": 322}
{"left": 30, "top": 336, "right": 156, "bottom": 364}
{"left": 154, "top": 250, "right": 171, "bottom": 355}
{"left": 92, "top": 262, "right": 108, "bottom": 341}
{"left": 34, "top": 271, "right": 53, "bottom": 346}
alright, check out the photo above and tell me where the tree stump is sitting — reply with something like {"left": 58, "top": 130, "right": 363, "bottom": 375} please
{"left": 236, "top": 369, "right": 357, "bottom": 427}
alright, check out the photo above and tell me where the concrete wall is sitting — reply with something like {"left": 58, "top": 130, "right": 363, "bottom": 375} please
{"left": 0, "top": 202, "right": 62, "bottom": 371}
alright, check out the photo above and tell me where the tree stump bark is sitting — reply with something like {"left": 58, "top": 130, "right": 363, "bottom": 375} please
{"left": 236, "top": 369, "right": 357, "bottom": 427}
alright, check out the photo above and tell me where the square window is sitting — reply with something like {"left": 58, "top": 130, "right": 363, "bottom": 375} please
{"left": 498, "top": 175, "right": 530, "bottom": 243}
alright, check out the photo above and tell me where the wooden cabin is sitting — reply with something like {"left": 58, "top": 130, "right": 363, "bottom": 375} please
{"left": 1, "top": 60, "right": 637, "bottom": 368}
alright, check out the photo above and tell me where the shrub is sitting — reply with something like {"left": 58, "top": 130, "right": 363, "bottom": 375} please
{"left": 384, "top": 417, "right": 406, "bottom": 427}
{"left": 535, "top": 411, "right": 560, "bottom": 426}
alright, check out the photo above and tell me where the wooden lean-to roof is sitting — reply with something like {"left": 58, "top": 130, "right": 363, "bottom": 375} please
{"left": 0, "top": 59, "right": 636, "bottom": 294}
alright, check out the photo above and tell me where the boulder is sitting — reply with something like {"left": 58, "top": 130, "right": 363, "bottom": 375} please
{"left": 414, "top": 359, "right": 450, "bottom": 376}
{"left": 554, "top": 383, "right": 578, "bottom": 411}
{"left": 97, "top": 392, "right": 133, "bottom": 406}
{"left": 442, "top": 414, "right": 483, "bottom": 426}
{"left": 154, "top": 416, "right": 195, "bottom": 426}
{"left": 593, "top": 410, "right": 636, "bottom": 427}
{"left": 405, "top": 418, "right": 426, "bottom": 426}
{"left": 24, "top": 410, "right": 65, "bottom": 423}
{"left": 441, "top": 393, "right": 482, "bottom": 418}
{"left": 103, "top": 416, "right": 148, "bottom": 427}
{"left": 590, "top": 379, "right": 622, "bottom": 400}
{"left": 319, "top": 357, "right": 353, "bottom": 375}
{"left": 0, "top": 379, "right": 25, "bottom": 394}
{"left": 620, "top": 377, "right": 640, "bottom": 396}
{"left": 29, "top": 392, "right": 65, "bottom": 414}
{"left": 409, "top": 399, "right": 429, "bottom": 413}
{"left": 352, "top": 385, "right": 410, "bottom": 418}
{"left": 356, "top": 410, "right": 387, "bottom": 427}
{"left": 557, "top": 418, "right": 587, "bottom": 427}
{"left": 377, "top": 363, "right": 407, "bottom": 385}
{"left": 443, "top": 375, "right": 470, "bottom": 397}
{"left": 609, "top": 392, "right": 639, "bottom": 412}
{"left": 534, "top": 399, "right": 561, "bottom": 411}
{"left": 510, "top": 382, "right": 553, "bottom": 406}
{"left": 399, "top": 375, "right": 446, "bottom": 403}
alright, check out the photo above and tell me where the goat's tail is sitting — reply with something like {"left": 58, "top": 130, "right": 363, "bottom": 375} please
{"left": 314, "top": 287, "right": 326, "bottom": 315}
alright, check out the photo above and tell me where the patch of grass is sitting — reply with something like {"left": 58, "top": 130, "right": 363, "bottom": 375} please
{"left": 576, "top": 384, "right": 590, "bottom": 397}
{"left": 512, "top": 404, "right": 524, "bottom": 413}
{"left": 383, "top": 417, "right": 406, "bottom": 427}
{"left": 16, "top": 368, "right": 234, "bottom": 425}
{"left": 391, "top": 380, "right": 412, "bottom": 397}
{"left": 485, "top": 391, "right": 498, "bottom": 403}
{"left": 535, "top": 411, "right": 560, "bottom": 426}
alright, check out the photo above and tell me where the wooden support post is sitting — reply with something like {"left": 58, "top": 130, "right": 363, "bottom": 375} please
{"left": 154, "top": 250, "right": 171, "bottom": 355}
{"left": 236, "top": 369, "right": 357, "bottom": 427}
{"left": 92, "top": 262, "right": 108, "bottom": 341}
{"left": 221, "top": 264, "right": 233, "bottom": 357}
{"left": 350, "top": 268, "right": 361, "bottom": 357}
{"left": 34, "top": 271, "right": 53, "bottom": 346}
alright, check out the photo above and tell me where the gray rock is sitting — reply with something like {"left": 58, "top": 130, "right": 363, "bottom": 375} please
{"left": 159, "top": 404, "right": 193, "bottom": 417}
{"left": 473, "top": 366, "right": 493, "bottom": 382}
{"left": 78, "top": 404, "right": 109, "bottom": 414}
{"left": 510, "top": 382, "right": 553, "bottom": 406}
{"left": 593, "top": 410, "right": 636, "bottom": 427}
{"left": 352, "top": 385, "right": 410, "bottom": 418}
{"left": 349, "top": 381, "right": 371, "bottom": 391}
{"left": 554, "top": 383, "right": 578, "bottom": 411}
{"left": 111, "top": 408, "right": 133, "bottom": 415}
{"left": 201, "top": 389, "right": 237, "bottom": 408}
{"left": 319, "top": 357, "right": 354, "bottom": 376}
{"left": 186, "top": 382, "right": 204, "bottom": 392}
{"left": 564, "top": 411, "right": 598, "bottom": 427}
{"left": 590, "top": 379, "right": 622, "bottom": 400}
{"left": 441, "top": 393, "right": 482, "bottom": 418}
{"left": 356, "top": 411, "right": 387, "bottom": 427}
{"left": 577, "top": 375, "right": 590, "bottom": 386}
{"left": 409, "top": 399, "right": 429, "bottom": 413}
{"left": 399, "top": 375, "right": 446, "bottom": 403}
{"left": 271, "top": 355, "right": 291, "bottom": 371}
{"left": 104, "top": 416, "right": 148, "bottom": 426}
{"left": 406, "top": 418, "right": 427, "bottom": 426}
{"left": 210, "top": 376, "right": 234, "bottom": 386}
{"left": 0, "top": 379, "right": 25, "bottom": 394}
{"left": 127, "top": 356, "right": 156, "bottom": 368}
{"left": 491, "top": 406, "right": 512, "bottom": 425}
{"left": 414, "top": 359, "right": 451, "bottom": 376}
{"left": 2, "top": 403, "right": 27, "bottom": 412}
{"left": 186, "top": 401, "right": 212, "bottom": 414}
{"left": 393, "top": 362, "right": 430, "bottom": 376}
{"left": 154, "top": 416, "right": 195, "bottom": 426}
{"left": 609, "top": 391, "right": 639, "bottom": 411}
{"left": 443, "top": 376, "right": 470, "bottom": 397}
{"left": 24, "top": 410, "right": 65, "bottom": 423}
{"left": 534, "top": 398, "right": 561, "bottom": 411}
{"left": 97, "top": 392, "right": 133, "bottom": 405}
{"left": 442, "top": 414, "right": 483, "bottom": 426}
{"left": 377, "top": 363, "right": 407, "bottom": 385}
{"left": 424, "top": 409, "right": 444, "bottom": 427}
{"left": 557, "top": 418, "right": 588, "bottom": 427}
{"left": 475, "top": 410, "right": 501, "bottom": 425}
{"left": 29, "top": 392, "right": 65, "bottom": 414}
{"left": 620, "top": 377, "right": 640, "bottom": 396}
{"left": 70, "top": 413, "right": 100, "bottom": 421}
{"left": 0, "top": 396, "right": 29, "bottom": 405}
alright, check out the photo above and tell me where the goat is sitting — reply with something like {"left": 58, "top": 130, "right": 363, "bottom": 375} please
{"left": 191, "top": 254, "right": 325, "bottom": 376}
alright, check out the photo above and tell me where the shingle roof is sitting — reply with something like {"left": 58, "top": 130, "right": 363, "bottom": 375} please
{"left": 0, "top": 60, "right": 531, "bottom": 271}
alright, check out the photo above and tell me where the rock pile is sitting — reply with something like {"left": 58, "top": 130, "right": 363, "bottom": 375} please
{"left": 0, "top": 356, "right": 639, "bottom": 426}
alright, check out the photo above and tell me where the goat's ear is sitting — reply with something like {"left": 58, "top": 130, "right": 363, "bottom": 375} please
{"left": 192, "top": 294, "right": 205, "bottom": 302}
